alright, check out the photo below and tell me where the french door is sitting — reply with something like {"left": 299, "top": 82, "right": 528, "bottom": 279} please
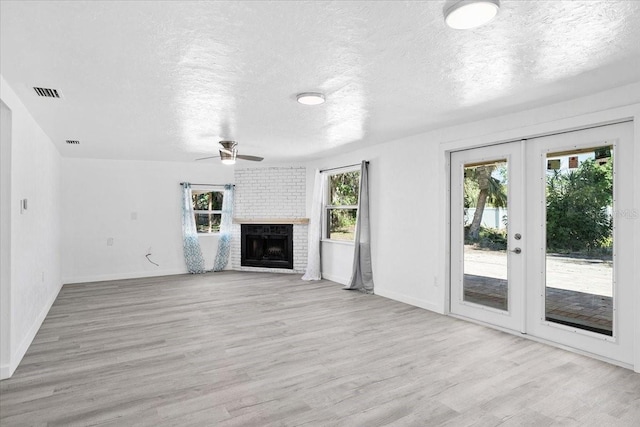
{"left": 450, "top": 142, "right": 525, "bottom": 332}
{"left": 450, "top": 122, "right": 634, "bottom": 366}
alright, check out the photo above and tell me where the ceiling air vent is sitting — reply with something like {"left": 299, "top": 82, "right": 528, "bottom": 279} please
{"left": 33, "top": 87, "right": 61, "bottom": 98}
{"left": 66, "top": 140, "right": 80, "bottom": 145}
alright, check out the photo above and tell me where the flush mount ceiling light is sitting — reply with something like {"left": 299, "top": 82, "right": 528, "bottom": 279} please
{"left": 296, "top": 92, "right": 325, "bottom": 105}
{"left": 444, "top": 0, "right": 500, "bottom": 30}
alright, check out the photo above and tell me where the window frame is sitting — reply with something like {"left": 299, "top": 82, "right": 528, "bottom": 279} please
{"left": 191, "top": 187, "right": 224, "bottom": 235}
{"left": 322, "top": 167, "right": 361, "bottom": 243}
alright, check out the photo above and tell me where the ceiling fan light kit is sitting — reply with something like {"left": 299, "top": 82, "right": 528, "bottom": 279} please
{"left": 444, "top": 0, "right": 500, "bottom": 30}
{"left": 219, "top": 140, "right": 237, "bottom": 165}
{"left": 296, "top": 92, "right": 325, "bottom": 105}
{"left": 221, "top": 158, "right": 236, "bottom": 165}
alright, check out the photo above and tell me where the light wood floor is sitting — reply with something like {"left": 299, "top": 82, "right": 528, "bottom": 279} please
{"left": 1, "top": 271, "right": 639, "bottom": 426}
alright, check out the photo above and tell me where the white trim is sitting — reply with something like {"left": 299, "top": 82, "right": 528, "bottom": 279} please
{"left": 192, "top": 188, "right": 224, "bottom": 234}
{"left": 321, "top": 272, "right": 351, "bottom": 286}
{"left": 0, "top": 99, "right": 12, "bottom": 380}
{"left": 442, "top": 102, "right": 640, "bottom": 371}
{"left": 326, "top": 205, "right": 358, "bottom": 209}
{"left": 539, "top": 138, "right": 619, "bottom": 343}
{"left": 194, "top": 210, "right": 223, "bottom": 214}
{"left": 449, "top": 313, "right": 632, "bottom": 371}
{"left": 449, "top": 143, "right": 525, "bottom": 331}
{"left": 322, "top": 168, "right": 361, "bottom": 242}
{"left": 375, "top": 287, "right": 443, "bottom": 314}
{"left": 62, "top": 268, "right": 187, "bottom": 285}
{"left": 440, "top": 106, "right": 637, "bottom": 153}
{"left": 634, "top": 113, "right": 640, "bottom": 373}
{"left": 522, "top": 124, "right": 633, "bottom": 364}
{"left": 321, "top": 239, "right": 355, "bottom": 246}
{"left": 0, "top": 363, "right": 10, "bottom": 379}
{"left": 2, "top": 281, "right": 63, "bottom": 379}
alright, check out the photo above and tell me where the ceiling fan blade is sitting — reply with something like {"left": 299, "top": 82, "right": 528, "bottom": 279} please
{"left": 236, "top": 154, "right": 264, "bottom": 162}
{"left": 195, "top": 155, "right": 221, "bottom": 161}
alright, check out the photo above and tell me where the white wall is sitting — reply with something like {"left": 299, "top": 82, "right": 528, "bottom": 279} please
{"left": 307, "top": 82, "right": 640, "bottom": 317}
{"left": 319, "top": 241, "right": 355, "bottom": 285}
{"left": 1, "top": 100, "right": 12, "bottom": 377}
{"left": 1, "top": 76, "right": 63, "bottom": 379}
{"left": 307, "top": 137, "right": 441, "bottom": 311}
{"left": 61, "top": 159, "right": 235, "bottom": 283}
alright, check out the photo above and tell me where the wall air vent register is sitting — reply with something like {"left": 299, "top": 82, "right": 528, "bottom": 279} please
{"left": 33, "top": 87, "right": 61, "bottom": 98}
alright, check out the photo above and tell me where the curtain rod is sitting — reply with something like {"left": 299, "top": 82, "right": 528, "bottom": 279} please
{"left": 179, "top": 182, "right": 235, "bottom": 187}
{"left": 320, "top": 161, "right": 368, "bottom": 173}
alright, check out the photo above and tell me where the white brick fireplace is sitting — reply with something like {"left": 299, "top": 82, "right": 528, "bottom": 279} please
{"left": 231, "top": 167, "right": 308, "bottom": 274}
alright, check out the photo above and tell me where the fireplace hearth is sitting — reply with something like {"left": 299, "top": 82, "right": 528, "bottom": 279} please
{"left": 241, "top": 224, "right": 293, "bottom": 269}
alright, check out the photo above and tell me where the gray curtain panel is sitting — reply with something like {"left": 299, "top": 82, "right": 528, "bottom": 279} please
{"left": 344, "top": 161, "right": 374, "bottom": 293}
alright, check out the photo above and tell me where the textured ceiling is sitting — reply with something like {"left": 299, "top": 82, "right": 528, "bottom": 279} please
{"left": 1, "top": 1, "right": 640, "bottom": 163}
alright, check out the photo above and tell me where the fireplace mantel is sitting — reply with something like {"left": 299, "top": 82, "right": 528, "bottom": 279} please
{"left": 233, "top": 218, "right": 309, "bottom": 225}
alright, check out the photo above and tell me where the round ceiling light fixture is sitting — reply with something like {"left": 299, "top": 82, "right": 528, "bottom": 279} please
{"left": 296, "top": 92, "right": 325, "bottom": 105}
{"left": 444, "top": 0, "right": 500, "bottom": 30}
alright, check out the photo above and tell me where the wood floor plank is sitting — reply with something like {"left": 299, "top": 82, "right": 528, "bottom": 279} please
{"left": 1, "top": 271, "right": 639, "bottom": 426}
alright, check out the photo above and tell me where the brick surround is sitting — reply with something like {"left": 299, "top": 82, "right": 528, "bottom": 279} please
{"left": 231, "top": 167, "right": 307, "bottom": 274}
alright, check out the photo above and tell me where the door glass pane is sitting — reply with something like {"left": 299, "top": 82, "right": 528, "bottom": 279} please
{"left": 545, "top": 146, "right": 613, "bottom": 336}
{"left": 463, "top": 160, "right": 509, "bottom": 311}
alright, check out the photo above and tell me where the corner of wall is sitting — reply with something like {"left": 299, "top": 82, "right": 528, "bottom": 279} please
{"left": 374, "top": 287, "right": 444, "bottom": 314}
{"left": 1, "top": 74, "right": 64, "bottom": 379}
{"left": 8, "top": 281, "right": 63, "bottom": 378}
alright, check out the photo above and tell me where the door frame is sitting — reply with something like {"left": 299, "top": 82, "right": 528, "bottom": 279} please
{"left": 443, "top": 111, "right": 640, "bottom": 372}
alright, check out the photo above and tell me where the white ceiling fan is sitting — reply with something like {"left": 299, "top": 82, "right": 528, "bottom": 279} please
{"left": 196, "top": 141, "right": 264, "bottom": 165}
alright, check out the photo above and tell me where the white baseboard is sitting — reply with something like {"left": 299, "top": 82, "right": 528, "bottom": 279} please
{"left": 374, "top": 287, "right": 443, "bottom": 314}
{"left": 321, "top": 272, "right": 350, "bottom": 286}
{"left": 3, "top": 281, "right": 63, "bottom": 380}
{"left": 0, "top": 363, "right": 11, "bottom": 380}
{"left": 63, "top": 268, "right": 187, "bottom": 285}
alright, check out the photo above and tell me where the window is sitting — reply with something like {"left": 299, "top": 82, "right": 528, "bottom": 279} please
{"left": 192, "top": 190, "right": 223, "bottom": 233}
{"left": 324, "top": 169, "right": 360, "bottom": 241}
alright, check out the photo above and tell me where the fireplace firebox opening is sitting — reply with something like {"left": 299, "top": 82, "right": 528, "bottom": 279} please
{"left": 241, "top": 224, "right": 293, "bottom": 269}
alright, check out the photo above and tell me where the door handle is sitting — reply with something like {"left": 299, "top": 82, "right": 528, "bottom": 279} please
{"left": 511, "top": 247, "right": 522, "bottom": 254}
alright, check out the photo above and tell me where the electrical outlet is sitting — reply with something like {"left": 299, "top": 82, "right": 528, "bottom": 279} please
{"left": 107, "top": 237, "right": 114, "bottom": 246}
{"left": 131, "top": 212, "right": 138, "bottom": 220}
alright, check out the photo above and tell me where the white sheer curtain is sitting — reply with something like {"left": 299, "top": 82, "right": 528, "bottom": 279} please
{"left": 302, "top": 170, "right": 323, "bottom": 280}
{"left": 344, "top": 161, "right": 374, "bottom": 292}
